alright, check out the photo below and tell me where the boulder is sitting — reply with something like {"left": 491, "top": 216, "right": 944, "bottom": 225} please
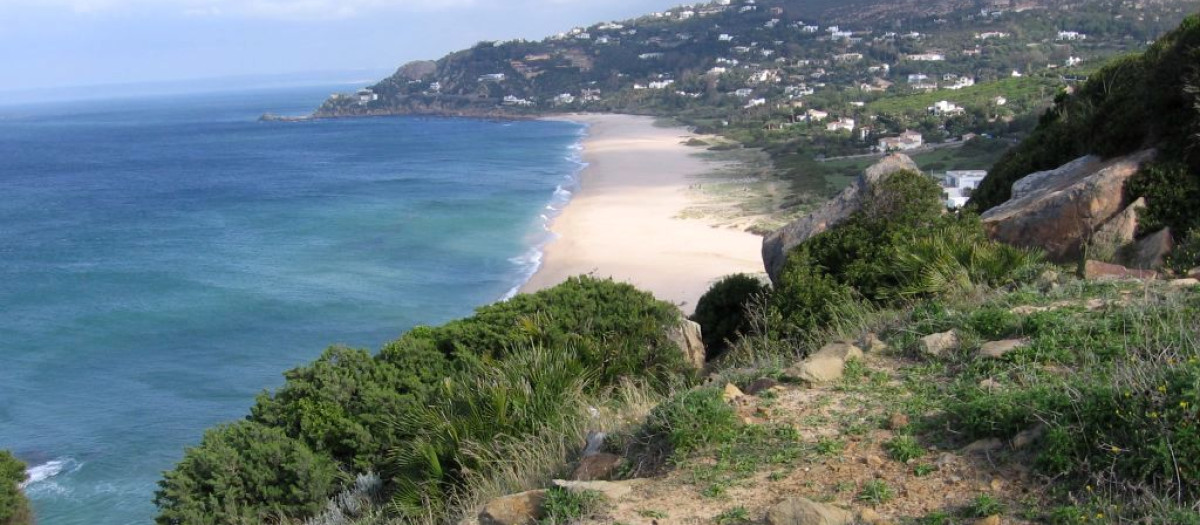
{"left": 1189, "top": 267, "right": 1200, "bottom": 279}
{"left": 1011, "top": 425, "right": 1047, "bottom": 450}
{"left": 1089, "top": 197, "right": 1145, "bottom": 260}
{"left": 980, "top": 150, "right": 1156, "bottom": 262}
{"left": 975, "top": 516, "right": 1002, "bottom": 525}
{"left": 784, "top": 342, "right": 864, "bottom": 384}
{"left": 723, "top": 383, "right": 747, "bottom": 402}
{"left": 766, "top": 497, "right": 854, "bottom": 525}
{"left": 666, "top": 317, "right": 707, "bottom": 369}
{"left": 977, "top": 339, "right": 1030, "bottom": 359}
{"left": 919, "top": 331, "right": 959, "bottom": 358}
{"left": 1084, "top": 260, "right": 1158, "bottom": 281}
{"left": 479, "top": 490, "right": 547, "bottom": 525}
{"left": 1171, "top": 278, "right": 1200, "bottom": 288}
{"left": 551, "top": 479, "right": 637, "bottom": 501}
{"left": 762, "top": 154, "right": 921, "bottom": 282}
{"left": 962, "top": 438, "right": 1004, "bottom": 455}
{"left": 1129, "top": 228, "right": 1173, "bottom": 270}
{"left": 571, "top": 453, "right": 623, "bottom": 481}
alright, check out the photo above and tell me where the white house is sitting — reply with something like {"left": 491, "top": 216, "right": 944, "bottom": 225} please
{"left": 944, "top": 77, "right": 975, "bottom": 90}
{"left": 734, "top": 88, "right": 755, "bottom": 97}
{"left": 1066, "top": 56, "right": 1083, "bottom": 67}
{"left": 647, "top": 80, "right": 675, "bottom": 89}
{"left": 745, "top": 98, "right": 767, "bottom": 108}
{"left": 1057, "top": 31, "right": 1086, "bottom": 41}
{"left": 502, "top": 95, "right": 534, "bottom": 107}
{"left": 719, "top": 34, "right": 734, "bottom": 41}
{"left": 806, "top": 109, "right": 829, "bottom": 122}
{"left": 878, "top": 130, "right": 924, "bottom": 151}
{"left": 553, "top": 93, "right": 576, "bottom": 105}
{"left": 908, "top": 73, "right": 929, "bottom": 83}
{"left": 907, "top": 53, "right": 946, "bottom": 62}
{"left": 929, "top": 100, "right": 965, "bottom": 116}
{"left": 356, "top": 89, "right": 379, "bottom": 105}
{"left": 478, "top": 73, "right": 506, "bottom": 82}
{"left": 942, "top": 170, "right": 988, "bottom": 208}
{"left": 826, "top": 118, "right": 855, "bottom": 132}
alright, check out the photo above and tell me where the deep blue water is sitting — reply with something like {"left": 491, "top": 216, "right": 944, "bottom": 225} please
{"left": 0, "top": 86, "right": 584, "bottom": 524}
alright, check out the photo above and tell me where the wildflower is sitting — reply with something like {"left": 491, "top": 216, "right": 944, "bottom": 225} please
{"left": 1181, "top": 401, "right": 1190, "bottom": 409}
{"left": 1110, "top": 445, "right": 1121, "bottom": 453}
{"left": 1158, "top": 385, "right": 1167, "bottom": 393}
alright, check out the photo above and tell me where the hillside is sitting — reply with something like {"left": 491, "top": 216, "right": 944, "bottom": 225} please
{"left": 309, "top": 0, "right": 1197, "bottom": 217}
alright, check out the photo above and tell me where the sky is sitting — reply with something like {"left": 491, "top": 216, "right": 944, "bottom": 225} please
{"left": 0, "top": 0, "right": 680, "bottom": 93}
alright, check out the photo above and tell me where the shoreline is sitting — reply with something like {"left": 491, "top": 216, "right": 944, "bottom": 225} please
{"left": 518, "top": 113, "right": 766, "bottom": 314}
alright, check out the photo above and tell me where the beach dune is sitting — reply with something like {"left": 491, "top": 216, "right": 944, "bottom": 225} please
{"left": 520, "top": 114, "right": 765, "bottom": 314}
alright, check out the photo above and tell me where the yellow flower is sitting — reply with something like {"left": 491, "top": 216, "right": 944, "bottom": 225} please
{"left": 1181, "top": 401, "right": 1190, "bottom": 409}
{"left": 1158, "top": 385, "right": 1168, "bottom": 393}
{"left": 1110, "top": 446, "right": 1121, "bottom": 453}
{"left": 1086, "top": 484, "right": 1094, "bottom": 492}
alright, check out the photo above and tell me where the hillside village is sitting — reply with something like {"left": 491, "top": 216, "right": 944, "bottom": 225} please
{"left": 319, "top": 0, "right": 1193, "bottom": 163}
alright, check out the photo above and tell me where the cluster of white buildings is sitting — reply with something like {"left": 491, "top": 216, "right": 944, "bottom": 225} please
{"left": 942, "top": 170, "right": 988, "bottom": 208}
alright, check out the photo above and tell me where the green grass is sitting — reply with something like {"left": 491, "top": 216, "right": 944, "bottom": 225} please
{"left": 968, "top": 493, "right": 1005, "bottom": 517}
{"left": 713, "top": 506, "right": 751, "bottom": 524}
{"left": 539, "top": 487, "right": 605, "bottom": 524}
{"left": 883, "top": 435, "right": 924, "bottom": 463}
{"left": 857, "top": 480, "right": 895, "bottom": 506}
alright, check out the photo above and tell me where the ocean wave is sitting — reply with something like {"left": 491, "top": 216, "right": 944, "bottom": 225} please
{"left": 498, "top": 129, "right": 588, "bottom": 302}
{"left": 21, "top": 457, "right": 83, "bottom": 495}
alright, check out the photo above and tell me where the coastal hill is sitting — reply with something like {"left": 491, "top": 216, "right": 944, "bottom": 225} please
{"left": 309, "top": 0, "right": 1197, "bottom": 219}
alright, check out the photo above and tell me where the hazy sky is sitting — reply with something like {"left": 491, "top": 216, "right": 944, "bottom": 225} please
{"left": 0, "top": 0, "right": 679, "bottom": 92}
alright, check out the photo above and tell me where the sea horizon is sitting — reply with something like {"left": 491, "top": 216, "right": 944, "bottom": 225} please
{"left": 0, "top": 84, "right": 586, "bottom": 524}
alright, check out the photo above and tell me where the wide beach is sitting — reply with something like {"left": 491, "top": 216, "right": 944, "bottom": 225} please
{"left": 519, "top": 114, "right": 765, "bottom": 314}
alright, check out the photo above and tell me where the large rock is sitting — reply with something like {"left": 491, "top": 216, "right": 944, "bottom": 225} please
{"left": 1084, "top": 260, "right": 1158, "bottom": 280}
{"left": 981, "top": 150, "right": 1156, "bottom": 262}
{"left": 765, "top": 497, "right": 853, "bottom": 525}
{"left": 762, "top": 154, "right": 921, "bottom": 282}
{"left": 1129, "top": 228, "right": 1174, "bottom": 270}
{"left": 784, "top": 342, "right": 864, "bottom": 384}
{"left": 1089, "top": 197, "right": 1145, "bottom": 260}
{"left": 666, "top": 317, "right": 706, "bottom": 369}
{"left": 479, "top": 490, "right": 547, "bottom": 525}
{"left": 978, "top": 339, "right": 1030, "bottom": 359}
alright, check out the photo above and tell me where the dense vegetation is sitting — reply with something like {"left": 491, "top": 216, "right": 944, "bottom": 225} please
{"left": 155, "top": 277, "right": 693, "bottom": 525}
{"left": 0, "top": 451, "right": 30, "bottom": 525}
{"left": 970, "top": 14, "right": 1200, "bottom": 245}
{"left": 690, "top": 274, "right": 769, "bottom": 359}
{"left": 768, "top": 170, "right": 1042, "bottom": 342}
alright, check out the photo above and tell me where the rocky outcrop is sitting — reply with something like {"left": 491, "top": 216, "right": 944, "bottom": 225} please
{"left": 394, "top": 60, "right": 438, "bottom": 81}
{"left": 980, "top": 150, "right": 1156, "bottom": 263}
{"left": 762, "top": 154, "right": 921, "bottom": 282}
{"left": 765, "top": 497, "right": 853, "bottom": 525}
{"left": 666, "top": 317, "right": 707, "bottom": 369}
{"left": 479, "top": 490, "right": 547, "bottom": 525}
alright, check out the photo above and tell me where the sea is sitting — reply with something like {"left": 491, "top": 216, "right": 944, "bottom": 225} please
{"left": 0, "top": 83, "right": 586, "bottom": 524}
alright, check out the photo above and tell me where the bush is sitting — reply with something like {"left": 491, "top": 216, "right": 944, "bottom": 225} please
{"left": 692, "top": 274, "right": 769, "bottom": 359}
{"left": 1165, "top": 228, "right": 1200, "bottom": 275}
{"left": 154, "top": 421, "right": 340, "bottom": 525}
{"left": 0, "top": 451, "right": 31, "bottom": 525}
{"left": 639, "top": 388, "right": 741, "bottom": 461}
{"left": 1126, "top": 161, "right": 1200, "bottom": 237}
{"left": 770, "top": 170, "right": 1041, "bottom": 343}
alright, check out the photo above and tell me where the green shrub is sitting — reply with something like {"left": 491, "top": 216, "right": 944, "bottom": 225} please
{"left": 1164, "top": 228, "right": 1200, "bottom": 275}
{"left": 249, "top": 345, "right": 449, "bottom": 471}
{"left": 640, "top": 388, "right": 741, "bottom": 461}
{"left": 1127, "top": 162, "right": 1200, "bottom": 237}
{"left": 154, "top": 421, "right": 340, "bottom": 525}
{"left": 770, "top": 247, "right": 860, "bottom": 341}
{"left": 387, "top": 341, "right": 593, "bottom": 516}
{"left": 539, "top": 487, "right": 604, "bottom": 524}
{"left": 692, "top": 274, "right": 769, "bottom": 359}
{"left": 884, "top": 435, "right": 924, "bottom": 463}
{"left": 0, "top": 451, "right": 31, "bottom": 525}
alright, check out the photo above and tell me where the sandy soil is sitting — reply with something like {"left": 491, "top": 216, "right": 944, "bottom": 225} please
{"left": 518, "top": 114, "right": 765, "bottom": 314}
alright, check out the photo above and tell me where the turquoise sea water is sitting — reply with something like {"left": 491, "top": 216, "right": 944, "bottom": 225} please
{"left": 0, "top": 86, "right": 585, "bottom": 524}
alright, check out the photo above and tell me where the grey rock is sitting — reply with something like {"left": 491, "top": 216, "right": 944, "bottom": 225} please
{"left": 1129, "top": 228, "right": 1173, "bottom": 270}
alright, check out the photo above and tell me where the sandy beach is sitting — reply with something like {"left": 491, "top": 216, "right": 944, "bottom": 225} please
{"left": 519, "top": 114, "right": 765, "bottom": 314}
